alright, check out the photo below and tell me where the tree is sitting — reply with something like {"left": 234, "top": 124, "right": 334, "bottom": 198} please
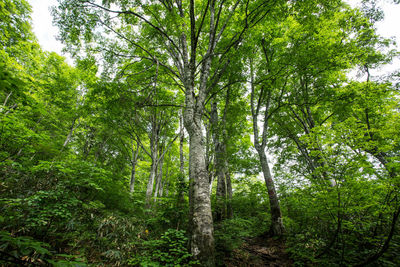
{"left": 266, "top": 4, "right": 398, "bottom": 264}
{"left": 53, "top": 1, "right": 280, "bottom": 264}
{"left": 249, "top": 50, "right": 286, "bottom": 236}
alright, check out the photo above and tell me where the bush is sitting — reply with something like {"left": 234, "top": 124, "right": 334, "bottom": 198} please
{"left": 128, "top": 229, "right": 197, "bottom": 267}
{"left": 0, "top": 231, "right": 86, "bottom": 266}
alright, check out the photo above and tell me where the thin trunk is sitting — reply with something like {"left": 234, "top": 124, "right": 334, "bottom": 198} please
{"left": 159, "top": 160, "right": 168, "bottom": 198}
{"left": 257, "top": 149, "right": 285, "bottom": 236}
{"left": 355, "top": 205, "right": 400, "bottom": 267}
{"left": 177, "top": 110, "right": 186, "bottom": 228}
{"left": 0, "top": 91, "right": 12, "bottom": 113}
{"left": 1, "top": 92, "right": 17, "bottom": 115}
{"left": 159, "top": 179, "right": 165, "bottom": 198}
{"left": 289, "top": 104, "right": 336, "bottom": 187}
{"left": 215, "top": 143, "right": 226, "bottom": 221}
{"left": 205, "top": 121, "right": 214, "bottom": 192}
{"left": 250, "top": 58, "right": 284, "bottom": 237}
{"left": 225, "top": 164, "right": 233, "bottom": 219}
{"left": 154, "top": 154, "right": 164, "bottom": 202}
{"left": 146, "top": 155, "right": 157, "bottom": 204}
{"left": 178, "top": 110, "right": 186, "bottom": 203}
{"left": 211, "top": 100, "right": 226, "bottom": 221}
{"left": 130, "top": 141, "right": 140, "bottom": 193}
{"left": 62, "top": 118, "right": 78, "bottom": 150}
{"left": 83, "top": 127, "right": 91, "bottom": 159}
{"left": 165, "top": 180, "right": 169, "bottom": 197}
{"left": 358, "top": 150, "right": 400, "bottom": 265}
{"left": 3, "top": 103, "right": 17, "bottom": 116}
{"left": 188, "top": 168, "right": 194, "bottom": 240}
{"left": 222, "top": 87, "right": 232, "bottom": 219}
{"left": 146, "top": 141, "right": 158, "bottom": 204}
{"left": 146, "top": 115, "right": 159, "bottom": 205}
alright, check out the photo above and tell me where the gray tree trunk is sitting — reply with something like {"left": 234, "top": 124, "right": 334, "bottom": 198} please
{"left": 165, "top": 180, "right": 169, "bottom": 197}
{"left": 146, "top": 118, "right": 158, "bottom": 204}
{"left": 62, "top": 118, "right": 78, "bottom": 150}
{"left": 250, "top": 58, "right": 285, "bottom": 237}
{"left": 257, "top": 148, "right": 285, "bottom": 236}
{"left": 181, "top": 39, "right": 216, "bottom": 265}
{"left": 185, "top": 124, "right": 215, "bottom": 266}
{"left": 146, "top": 157, "right": 157, "bottom": 204}
{"left": 159, "top": 160, "right": 168, "bottom": 198}
{"left": 211, "top": 100, "right": 227, "bottom": 221}
{"left": 154, "top": 153, "right": 164, "bottom": 201}
{"left": 130, "top": 141, "right": 140, "bottom": 193}
{"left": 205, "top": 121, "right": 215, "bottom": 193}
{"left": 178, "top": 110, "right": 186, "bottom": 203}
{"left": 222, "top": 88, "right": 233, "bottom": 219}
{"left": 215, "top": 143, "right": 226, "bottom": 221}
{"left": 225, "top": 164, "right": 233, "bottom": 219}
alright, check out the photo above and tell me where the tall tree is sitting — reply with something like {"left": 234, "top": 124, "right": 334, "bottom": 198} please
{"left": 53, "top": 1, "right": 278, "bottom": 264}
{"left": 249, "top": 54, "right": 285, "bottom": 236}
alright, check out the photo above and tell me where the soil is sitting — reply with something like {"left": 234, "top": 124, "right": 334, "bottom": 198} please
{"left": 224, "top": 235, "right": 293, "bottom": 267}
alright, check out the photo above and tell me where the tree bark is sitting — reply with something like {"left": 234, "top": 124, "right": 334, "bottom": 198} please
{"left": 176, "top": 110, "right": 186, "bottom": 228}
{"left": 250, "top": 57, "right": 285, "bottom": 237}
{"left": 146, "top": 157, "right": 157, "bottom": 204}
{"left": 165, "top": 180, "right": 169, "bottom": 197}
{"left": 225, "top": 165, "right": 233, "bottom": 219}
{"left": 257, "top": 148, "right": 285, "bottom": 236}
{"left": 215, "top": 143, "right": 226, "bottom": 221}
{"left": 185, "top": 126, "right": 215, "bottom": 266}
{"left": 178, "top": 110, "right": 186, "bottom": 204}
{"left": 146, "top": 117, "right": 159, "bottom": 204}
{"left": 154, "top": 153, "right": 164, "bottom": 202}
{"left": 211, "top": 100, "right": 227, "bottom": 221}
{"left": 159, "top": 160, "right": 168, "bottom": 198}
{"left": 222, "top": 87, "right": 232, "bottom": 219}
{"left": 130, "top": 141, "right": 140, "bottom": 193}
{"left": 62, "top": 118, "right": 77, "bottom": 148}
{"left": 205, "top": 120, "right": 215, "bottom": 193}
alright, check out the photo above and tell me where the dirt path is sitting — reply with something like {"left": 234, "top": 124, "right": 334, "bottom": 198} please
{"left": 224, "top": 236, "right": 293, "bottom": 267}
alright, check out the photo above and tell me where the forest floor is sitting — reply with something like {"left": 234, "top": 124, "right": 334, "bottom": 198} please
{"left": 224, "top": 235, "right": 293, "bottom": 267}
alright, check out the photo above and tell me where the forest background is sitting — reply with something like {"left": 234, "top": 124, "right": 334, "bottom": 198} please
{"left": 1, "top": 0, "right": 400, "bottom": 266}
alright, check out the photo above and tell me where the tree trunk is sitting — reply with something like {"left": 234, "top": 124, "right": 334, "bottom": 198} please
{"left": 130, "top": 141, "right": 140, "bottom": 193}
{"left": 165, "top": 180, "right": 169, "bottom": 197}
{"left": 205, "top": 121, "right": 215, "bottom": 193}
{"left": 250, "top": 57, "right": 285, "bottom": 237}
{"left": 186, "top": 128, "right": 215, "bottom": 266}
{"left": 257, "top": 148, "right": 285, "bottom": 236}
{"left": 225, "top": 166, "right": 233, "bottom": 219}
{"left": 184, "top": 88, "right": 215, "bottom": 264}
{"left": 159, "top": 160, "right": 168, "bottom": 198}
{"left": 178, "top": 110, "right": 186, "bottom": 204}
{"left": 154, "top": 153, "right": 164, "bottom": 202}
{"left": 211, "top": 100, "right": 227, "bottom": 221}
{"left": 61, "top": 117, "right": 78, "bottom": 150}
{"left": 222, "top": 88, "right": 232, "bottom": 219}
{"left": 146, "top": 158, "right": 157, "bottom": 204}
{"left": 146, "top": 116, "right": 159, "bottom": 205}
{"left": 159, "top": 179, "right": 165, "bottom": 198}
{"left": 215, "top": 145, "right": 226, "bottom": 221}
{"left": 146, "top": 137, "right": 158, "bottom": 204}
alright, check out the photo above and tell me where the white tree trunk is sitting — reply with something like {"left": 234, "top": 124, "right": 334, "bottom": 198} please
{"left": 130, "top": 141, "right": 140, "bottom": 193}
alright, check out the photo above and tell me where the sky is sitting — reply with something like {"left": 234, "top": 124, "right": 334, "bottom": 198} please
{"left": 28, "top": 0, "right": 400, "bottom": 73}
{"left": 29, "top": 0, "right": 65, "bottom": 56}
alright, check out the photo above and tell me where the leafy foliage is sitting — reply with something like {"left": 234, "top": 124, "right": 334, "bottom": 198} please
{"left": 128, "top": 229, "right": 197, "bottom": 267}
{"left": 1, "top": 0, "right": 400, "bottom": 266}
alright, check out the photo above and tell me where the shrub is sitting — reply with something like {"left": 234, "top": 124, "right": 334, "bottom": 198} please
{"left": 128, "top": 229, "right": 197, "bottom": 266}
